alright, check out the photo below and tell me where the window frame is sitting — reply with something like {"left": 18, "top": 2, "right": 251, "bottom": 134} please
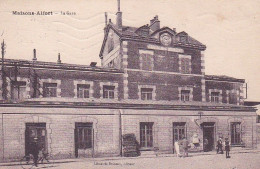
{"left": 181, "top": 90, "right": 190, "bottom": 101}
{"left": 210, "top": 92, "right": 220, "bottom": 103}
{"left": 139, "top": 49, "right": 154, "bottom": 71}
{"left": 43, "top": 82, "right": 57, "bottom": 97}
{"left": 141, "top": 88, "right": 153, "bottom": 100}
{"left": 179, "top": 54, "right": 191, "bottom": 74}
{"left": 178, "top": 87, "right": 193, "bottom": 102}
{"left": 103, "top": 85, "right": 115, "bottom": 99}
{"left": 140, "top": 122, "right": 154, "bottom": 148}
{"left": 230, "top": 122, "right": 242, "bottom": 145}
{"left": 11, "top": 81, "right": 27, "bottom": 100}
{"left": 77, "top": 84, "right": 90, "bottom": 98}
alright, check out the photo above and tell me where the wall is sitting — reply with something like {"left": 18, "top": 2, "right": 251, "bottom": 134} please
{"left": 205, "top": 80, "right": 243, "bottom": 104}
{"left": 4, "top": 67, "right": 124, "bottom": 100}
{"left": 126, "top": 41, "right": 202, "bottom": 75}
{"left": 0, "top": 107, "right": 121, "bottom": 161}
{"left": 122, "top": 109, "right": 257, "bottom": 153}
{"left": 127, "top": 71, "right": 202, "bottom": 101}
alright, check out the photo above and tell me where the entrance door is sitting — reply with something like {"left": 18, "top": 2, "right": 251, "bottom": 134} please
{"left": 75, "top": 122, "right": 93, "bottom": 158}
{"left": 201, "top": 122, "right": 215, "bottom": 152}
{"left": 25, "top": 123, "right": 47, "bottom": 155}
{"left": 173, "top": 122, "right": 186, "bottom": 153}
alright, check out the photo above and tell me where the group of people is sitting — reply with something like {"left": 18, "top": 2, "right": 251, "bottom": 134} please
{"left": 175, "top": 135, "right": 231, "bottom": 159}
{"left": 174, "top": 135, "right": 190, "bottom": 158}
{"left": 216, "top": 137, "right": 231, "bottom": 158}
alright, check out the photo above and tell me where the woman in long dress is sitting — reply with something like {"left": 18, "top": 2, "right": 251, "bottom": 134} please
{"left": 174, "top": 141, "right": 181, "bottom": 157}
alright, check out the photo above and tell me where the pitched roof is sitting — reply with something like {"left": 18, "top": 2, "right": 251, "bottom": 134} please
{"left": 205, "top": 75, "right": 245, "bottom": 83}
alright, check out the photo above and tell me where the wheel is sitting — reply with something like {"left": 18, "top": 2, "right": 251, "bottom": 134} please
{"left": 39, "top": 153, "right": 55, "bottom": 167}
{"left": 20, "top": 155, "right": 34, "bottom": 169}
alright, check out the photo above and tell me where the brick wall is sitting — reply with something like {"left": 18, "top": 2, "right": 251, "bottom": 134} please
{"left": 206, "top": 80, "right": 243, "bottom": 104}
{"left": 127, "top": 71, "right": 202, "bottom": 101}
{"left": 3, "top": 67, "right": 124, "bottom": 100}
{"left": 126, "top": 41, "right": 202, "bottom": 75}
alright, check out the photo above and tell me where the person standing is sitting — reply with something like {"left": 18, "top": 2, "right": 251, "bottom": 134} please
{"left": 181, "top": 136, "right": 189, "bottom": 157}
{"left": 30, "top": 137, "right": 40, "bottom": 167}
{"left": 224, "top": 138, "right": 231, "bottom": 158}
{"left": 204, "top": 138, "right": 209, "bottom": 152}
{"left": 216, "top": 138, "right": 223, "bottom": 154}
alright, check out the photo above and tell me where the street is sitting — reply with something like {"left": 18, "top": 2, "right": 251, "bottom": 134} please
{"left": 1, "top": 151, "right": 259, "bottom": 169}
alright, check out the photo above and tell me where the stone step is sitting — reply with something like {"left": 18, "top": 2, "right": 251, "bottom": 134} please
{"left": 140, "top": 151, "right": 157, "bottom": 157}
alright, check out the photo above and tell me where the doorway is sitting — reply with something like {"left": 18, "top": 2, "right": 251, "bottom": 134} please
{"left": 25, "top": 123, "right": 47, "bottom": 155}
{"left": 172, "top": 122, "right": 186, "bottom": 153}
{"left": 74, "top": 122, "right": 93, "bottom": 158}
{"left": 201, "top": 122, "right": 215, "bottom": 152}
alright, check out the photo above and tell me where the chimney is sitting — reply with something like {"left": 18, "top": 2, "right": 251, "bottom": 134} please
{"left": 105, "top": 12, "right": 108, "bottom": 26}
{"left": 57, "top": 53, "right": 61, "bottom": 64}
{"left": 116, "top": 0, "right": 122, "bottom": 29}
{"left": 172, "top": 28, "right": 176, "bottom": 33}
{"left": 32, "top": 49, "right": 37, "bottom": 61}
{"left": 150, "top": 15, "right": 160, "bottom": 32}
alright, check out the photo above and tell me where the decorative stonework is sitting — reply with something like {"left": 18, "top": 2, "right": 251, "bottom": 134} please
{"left": 178, "top": 86, "right": 193, "bottom": 101}
{"left": 209, "top": 89, "right": 222, "bottom": 103}
{"left": 138, "top": 85, "right": 156, "bottom": 100}
{"left": 201, "top": 51, "right": 205, "bottom": 75}
{"left": 73, "top": 80, "right": 94, "bottom": 98}
{"left": 100, "top": 81, "right": 119, "bottom": 100}
{"left": 39, "top": 79, "right": 61, "bottom": 98}
{"left": 201, "top": 78, "right": 206, "bottom": 102}
{"left": 147, "top": 44, "right": 183, "bottom": 53}
{"left": 122, "top": 41, "right": 129, "bottom": 99}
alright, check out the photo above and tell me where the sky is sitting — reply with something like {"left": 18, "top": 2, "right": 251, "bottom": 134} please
{"left": 0, "top": 0, "right": 259, "bottom": 101}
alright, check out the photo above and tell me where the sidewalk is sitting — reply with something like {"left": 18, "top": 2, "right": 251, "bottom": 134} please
{"left": 1, "top": 148, "right": 259, "bottom": 167}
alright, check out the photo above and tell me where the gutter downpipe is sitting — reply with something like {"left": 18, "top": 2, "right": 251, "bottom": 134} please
{"left": 119, "top": 109, "right": 123, "bottom": 157}
{"left": 2, "top": 113, "right": 4, "bottom": 160}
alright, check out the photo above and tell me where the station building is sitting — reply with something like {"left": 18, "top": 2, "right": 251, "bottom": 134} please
{"left": 0, "top": 7, "right": 257, "bottom": 161}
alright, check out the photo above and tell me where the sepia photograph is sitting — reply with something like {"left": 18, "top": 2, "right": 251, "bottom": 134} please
{"left": 0, "top": 0, "right": 259, "bottom": 168}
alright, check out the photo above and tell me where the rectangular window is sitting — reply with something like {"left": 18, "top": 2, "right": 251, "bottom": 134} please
{"left": 77, "top": 84, "right": 90, "bottom": 98}
{"left": 43, "top": 83, "right": 57, "bottom": 97}
{"left": 141, "top": 88, "right": 153, "bottom": 100}
{"left": 211, "top": 92, "right": 220, "bottom": 103}
{"left": 181, "top": 90, "right": 190, "bottom": 101}
{"left": 231, "top": 122, "right": 241, "bottom": 145}
{"left": 140, "top": 122, "right": 153, "bottom": 148}
{"left": 180, "top": 58, "right": 190, "bottom": 74}
{"left": 75, "top": 123, "right": 93, "bottom": 149}
{"left": 11, "top": 81, "right": 26, "bottom": 100}
{"left": 229, "top": 93, "right": 237, "bottom": 104}
{"left": 173, "top": 122, "right": 186, "bottom": 142}
{"left": 103, "top": 85, "right": 115, "bottom": 99}
{"left": 141, "top": 54, "right": 153, "bottom": 71}
{"left": 257, "top": 115, "right": 260, "bottom": 123}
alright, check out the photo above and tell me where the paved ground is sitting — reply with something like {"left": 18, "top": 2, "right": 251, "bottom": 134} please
{"left": 1, "top": 151, "right": 259, "bottom": 169}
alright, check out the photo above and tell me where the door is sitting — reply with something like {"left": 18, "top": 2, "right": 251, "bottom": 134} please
{"left": 173, "top": 122, "right": 186, "bottom": 153}
{"left": 201, "top": 122, "right": 215, "bottom": 152}
{"left": 25, "top": 123, "right": 47, "bottom": 155}
{"left": 75, "top": 122, "right": 93, "bottom": 158}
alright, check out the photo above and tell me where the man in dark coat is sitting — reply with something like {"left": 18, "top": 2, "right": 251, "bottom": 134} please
{"left": 225, "top": 138, "right": 231, "bottom": 158}
{"left": 29, "top": 137, "right": 40, "bottom": 167}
